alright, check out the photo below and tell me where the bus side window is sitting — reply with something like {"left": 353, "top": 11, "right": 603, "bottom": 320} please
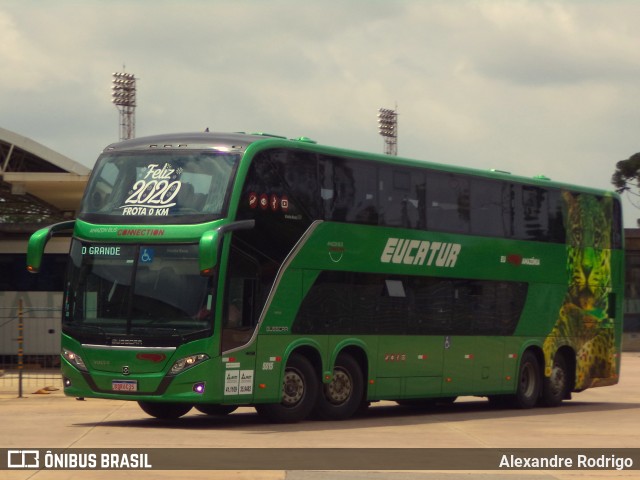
{"left": 221, "top": 248, "right": 260, "bottom": 352}
{"left": 320, "top": 155, "right": 378, "bottom": 224}
{"left": 225, "top": 278, "right": 257, "bottom": 328}
{"left": 426, "top": 172, "right": 470, "bottom": 234}
{"left": 226, "top": 294, "right": 242, "bottom": 328}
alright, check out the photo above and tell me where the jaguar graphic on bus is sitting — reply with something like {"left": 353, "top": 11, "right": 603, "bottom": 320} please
{"left": 27, "top": 131, "right": 624, "bottom": 421}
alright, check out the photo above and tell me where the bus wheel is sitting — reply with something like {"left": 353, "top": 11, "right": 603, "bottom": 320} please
{"left": 255, "top": 354, "right": 319, "bottom": 423}
{"left": 511, "top": 350, "right": 541, "bottom": 409}
{"left": 138, "top": 401, "right": 192, "bottom": 419}
{"left": 195, "top": 404, "right": 238, "bottom": 416}
{"left": 541, "top": 353, "right": 569, "bottom": 407}
{"left": 314, "top": 354, "right": 364, "bottom": 421}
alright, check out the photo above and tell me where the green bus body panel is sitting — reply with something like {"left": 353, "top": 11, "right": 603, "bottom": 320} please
{"left": 285, "top": 222, "right": 568, "bottom": 284}
{"left": 51, "top": 133, "right": 623, "bottom": 408}
{"left": 73, "top": 219, "right": 217, "bottom": 243}
{"left": 61, "top": 214, "right": 623, "bottom": 403}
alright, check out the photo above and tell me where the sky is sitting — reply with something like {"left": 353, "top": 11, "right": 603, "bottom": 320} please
{"left": 1, "top": 0, "right": 640, "bottom": 227}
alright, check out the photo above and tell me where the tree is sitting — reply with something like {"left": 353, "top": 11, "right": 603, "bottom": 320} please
{"left": 612, "top": 153, "right": 640, "bottom": 209}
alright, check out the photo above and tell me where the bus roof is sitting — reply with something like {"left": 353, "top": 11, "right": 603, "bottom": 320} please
{"left": 102, "top": 131, "right": 618, "bottom": 199}
{"left": 102, "top": 132, "right": 269, "bottom": 152}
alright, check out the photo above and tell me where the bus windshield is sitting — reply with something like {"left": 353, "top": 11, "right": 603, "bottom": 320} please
{"left": 79, "top": 150, "right": 240, "bottom": 223}
{"left": 63, "top": 240, "right": 214, "bottom": 346}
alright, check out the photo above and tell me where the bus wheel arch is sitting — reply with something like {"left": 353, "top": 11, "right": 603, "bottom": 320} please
{"left": 255, "top": 348, "right": 321, "bottom": 423}
{"left": 541, "top": 347, "right": 574, "bottom": 407}
{"left": 314, "top": 347, "right": 367, "bottom": 420}
{"left": 511, "top": 348, "right": 543, "bottom": 409}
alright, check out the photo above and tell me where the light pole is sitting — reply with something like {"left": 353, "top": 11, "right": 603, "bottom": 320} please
{"left": 112, "top": 71, "right": 137, "bottom": 141}
{"left": 378, "top": 107, "right": 398, "bottom": 156}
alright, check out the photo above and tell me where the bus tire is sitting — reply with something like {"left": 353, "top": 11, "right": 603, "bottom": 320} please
{"left": 195, "top": 404, "right": 238, "bottom": 416}
{"left": 138, "top": 401, "right": 192, "bottom": 419}
{"left": 541, "top": 353, "right": 569, "bottom": 407}
{"left": 314, "top": 353, "right": 364, "bottom": 421}
{"left": 255, "top": 354, "right": 319, "bottom": 423}
{"left": 511, "top": 350, "right": 541, "bottom": 409}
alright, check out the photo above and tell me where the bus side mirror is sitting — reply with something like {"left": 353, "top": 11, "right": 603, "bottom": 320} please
{"left": 199, "top": 219, "right": 255, "bottom": 276}
{"left": 27, "top": 220, "right": 75, "bottom": 273}
{"left": 199, "top": 230, "right": 220, "bottom": 276}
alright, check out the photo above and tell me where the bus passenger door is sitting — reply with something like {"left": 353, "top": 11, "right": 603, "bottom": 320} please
{"left": 220, "top": 247, "right": 260, "bottom": 399}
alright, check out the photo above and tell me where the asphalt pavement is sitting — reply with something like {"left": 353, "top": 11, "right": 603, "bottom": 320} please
{"left": 2, "top": 354, "right": 640, "bottom": 480}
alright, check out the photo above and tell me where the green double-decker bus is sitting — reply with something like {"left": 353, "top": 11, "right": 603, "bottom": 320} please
{"left": 27, "top": 132, "right": 623, "bottom": 422}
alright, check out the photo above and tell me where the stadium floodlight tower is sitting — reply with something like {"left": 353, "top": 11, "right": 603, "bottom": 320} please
{"left": 377, "top": 107, "right": 398, "bottom": 156}
{"left": 112, "top": 71, "right": 137, "bottom": 141}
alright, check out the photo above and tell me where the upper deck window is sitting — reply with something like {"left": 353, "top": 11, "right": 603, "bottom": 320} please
{"left": 80, "top": 150, "right": 240, "bottom": 224}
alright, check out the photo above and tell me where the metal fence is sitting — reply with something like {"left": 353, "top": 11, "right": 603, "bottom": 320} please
{"left": 0, "top": 297, "right": 63, "bottom": 397}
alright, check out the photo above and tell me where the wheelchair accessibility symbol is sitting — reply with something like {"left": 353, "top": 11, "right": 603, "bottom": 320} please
{"left": 140, "top": 248, "right": 155, "bottom": 263}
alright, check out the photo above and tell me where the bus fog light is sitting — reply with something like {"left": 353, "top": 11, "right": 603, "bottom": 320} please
{"left": 170, "top": 354, "right": 209, "bottom": 375}
{"left": 63, "top": 377, "right": 72, "bottom": 388}
{"left": 193, "top": 382, "right": 206, "bottom": 394}
{"left": 62, "top": 349, "right": 87, "bottom": 372}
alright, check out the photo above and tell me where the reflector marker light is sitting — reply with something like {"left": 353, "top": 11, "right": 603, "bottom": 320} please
{"left": 269, "top": 356, "right": 282, "bottom": 362}
{"left": 464, "top": 354, "right": 473, "bottom": 360}
{"left": 508, "top": 353, "right": 518, "bottom": 359}
{"left": 222, "top": 357, "right": 236, "bottom": 363}
{"left": 417, "top": 354, "right": 428, "bottom": 360}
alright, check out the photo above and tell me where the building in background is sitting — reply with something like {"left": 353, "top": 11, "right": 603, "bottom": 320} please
{"left": 0, "top": 126, "right": 90, "bottom": 367}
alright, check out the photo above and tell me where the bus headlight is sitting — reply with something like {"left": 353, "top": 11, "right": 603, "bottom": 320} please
{"left": 170, "top": 354, "right": 209, "bottom": 375}
{"left": 62, "top": 349, "right": 88, "bottom": 372}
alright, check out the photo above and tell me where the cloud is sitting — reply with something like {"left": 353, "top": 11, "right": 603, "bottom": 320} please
{"left": 0, "top": 11, "right": 66, "bottom": 91}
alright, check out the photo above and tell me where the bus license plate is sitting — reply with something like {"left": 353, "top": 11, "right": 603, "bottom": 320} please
{"left": 112, "top": 380, "right": 137, "bottom": 392}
